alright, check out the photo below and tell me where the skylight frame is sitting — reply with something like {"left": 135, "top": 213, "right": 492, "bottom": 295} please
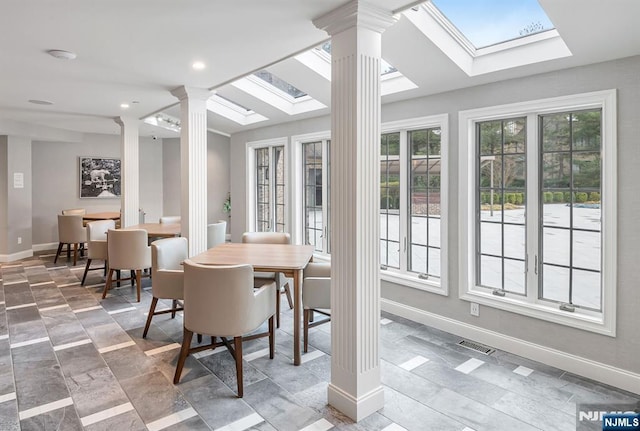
{"left": 207, "top": 94, "right": 268, "bottom": 126}
{"left": 252, "top": 70, "right": 310, "bottom": 102}
{"left": 428, "top": 0, "right": 556, "bottom": 50}
{"left": 403, "top": 2, "right": 571, "bottom": 76}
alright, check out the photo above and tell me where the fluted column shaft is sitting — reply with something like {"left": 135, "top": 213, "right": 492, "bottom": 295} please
{"left": 115, "top": 117, "right": 139, "bottom": 228}
{"left": 314, "top": 0, "right": 396, "bottom": 422}
{"left": 171, "top": 86, "right": 210, "bottom": 256}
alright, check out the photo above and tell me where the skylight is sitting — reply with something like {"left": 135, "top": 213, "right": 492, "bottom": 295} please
{"left": 430, "top": 0, "right": 555, "bottom": 48}
{"left": 253, "top": 70, "right": 307, "bottom": 99}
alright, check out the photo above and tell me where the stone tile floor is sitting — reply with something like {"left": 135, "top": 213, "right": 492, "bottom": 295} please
{"left": 0, "top": 253, "right": 637, "bottom": 430}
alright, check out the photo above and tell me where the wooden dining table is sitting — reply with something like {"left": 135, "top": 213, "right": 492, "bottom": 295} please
{"left": 82, "top": 211, "right": 121, "bottom": 221}
{"left": 190, "top": 242, "right": 315, "bottom": 365}
{"left": 122, "top": 222, "right": 181, "bottom": 238}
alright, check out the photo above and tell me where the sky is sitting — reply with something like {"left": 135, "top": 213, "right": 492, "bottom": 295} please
{"left": 431, "top": 0, "right": 555, "bottom": 48}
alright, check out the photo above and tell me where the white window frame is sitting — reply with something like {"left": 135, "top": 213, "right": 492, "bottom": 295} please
{"left": 458, "top": 90, "right": 617, "bottom": 336}
{"left": 380, "top": 114, "right": 449, "bottom": 296}
{"left": 291, "top": 131, "right": 331, "bottom": 257}
{"left": 246, "top": 137, "right": 289, "bottom": 233}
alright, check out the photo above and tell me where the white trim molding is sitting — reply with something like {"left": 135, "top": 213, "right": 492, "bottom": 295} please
{"left": 0, "top": 249, "right": 33, "bottom": 263}
{"left": 382, "top": 298, "right": 640, "bottom": 396}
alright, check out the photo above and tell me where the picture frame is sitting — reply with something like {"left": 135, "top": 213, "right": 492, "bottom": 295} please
{"left": 79, "top": 156, "right": 121, "bottom": 198}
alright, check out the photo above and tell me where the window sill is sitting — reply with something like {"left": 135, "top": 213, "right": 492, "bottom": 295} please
{"left": 460, "top": 288, "right": 614, "bottom": 337}
{"left": 381, "top": 269, "right": 447, "bottom": 296}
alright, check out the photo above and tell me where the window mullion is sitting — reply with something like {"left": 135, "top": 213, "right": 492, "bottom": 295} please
{"left": 526, "top": 113, "right": 539, "bottom": 303}
{"left": 322, "top": 139, "right": 330, "bottom": 253}
{"left": 399, "top": 130, "right": 409, "bottom": 273}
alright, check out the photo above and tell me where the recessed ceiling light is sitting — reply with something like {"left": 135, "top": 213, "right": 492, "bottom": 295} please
{"left": 192, "top": 61, "right": 206, "bottom": 70}
{"left": 47, "top": 49, "right": 77, "bottom": 60}
{"left": 120, "top": 103, "right": 130, "bottom": 109}
{"left": 28, "top": 99, "right": 54, "bottom": 105}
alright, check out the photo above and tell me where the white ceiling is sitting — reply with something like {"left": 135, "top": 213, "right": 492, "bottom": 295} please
{"left": 2, "top": 0, "right": 640, "bottom": 140}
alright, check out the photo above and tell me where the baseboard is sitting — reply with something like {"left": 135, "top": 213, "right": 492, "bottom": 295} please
{"left": 33, "top": 242, "right": 58, "bottom": 252}
{"left": 328, "top": 383, "right": 385, "bottom": 422}
{"left": 0, "top": 249, "right": 34, "bottom": 263}
{"left": 381, "top": 298, "right": 640, "bottom": 396}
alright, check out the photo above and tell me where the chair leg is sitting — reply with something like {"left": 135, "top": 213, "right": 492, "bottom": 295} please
{"left": 173, "top": 328, "right": 194, "bottom": 384}
{"left": 81, "top": 259, "right": 92, "bottom": 285}
{"left": 54, "top": 243, "right": 63, "bottom": 263}
{"left": 130, "top": 270, "right": 135, "bottom": 286}
{"left": 102, "top": 268, "right": 114, "bottom": 299}
{"left": 283, "top": 282, "right": 293, "bottom": 309}
{"left": 234, "top": 336, "right": 243, "bottom": 398}
{"left": 143, "top": 297, "right": 158, "bottom": 338}
{"left": 66, "top": 243, "right": 71, "bottom": 260}
{"left": 276, "top": 289, "right": 281, "bottom": 329}
{"left": 72, "top": 243, "right": 78, "bottom": 266}
{"left": 135, "top": 270, "right": 142, "bottom": 302}
{"left": 303, "top": 309, "right": 310, "bottom": 353}
{"left": 269, "top": 315, "right": 275, "bottom": 359}
{"left": 197, "top": 334, "right": 203, "bottom": 343}
{"left": 171, "top": 300, "right": 177, "bottom": 319}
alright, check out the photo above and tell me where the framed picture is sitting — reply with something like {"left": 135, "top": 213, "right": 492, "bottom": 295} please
{"left": 79, "top": 156, "right": 121, "bottom": 198}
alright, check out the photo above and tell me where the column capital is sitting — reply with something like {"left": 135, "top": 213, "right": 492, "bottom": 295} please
{"left": 114, "top": 116, "right": 139, "bottom": 128}
{"left": 170, "top": 86, "right": 211, "bottom": 102}
{"left": 313, "top": 0, "right": 397, "bottom": 36}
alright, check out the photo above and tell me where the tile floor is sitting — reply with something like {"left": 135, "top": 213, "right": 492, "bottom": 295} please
{"left": 0, "top": 253, "right": 637, "bottom": 431}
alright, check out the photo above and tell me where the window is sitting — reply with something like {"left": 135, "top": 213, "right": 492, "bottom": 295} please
{"left": 247, "top": 139, "right": 287, "bottom": 233}
{"left": 459, "top": 90, "right": 617, "bottom": 335}
{"left": 380, "top": 115, "right": 449, "bottom": 294}
{"left": 302, "top": 139, "right": 330, "bottom": 253}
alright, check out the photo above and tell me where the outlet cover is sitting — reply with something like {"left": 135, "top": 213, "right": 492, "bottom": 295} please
{"left": 470, "top": 302, "right": 480, "bottom": 316}
{"left": 17, "top": 237, "right": 22, "bottom": 244}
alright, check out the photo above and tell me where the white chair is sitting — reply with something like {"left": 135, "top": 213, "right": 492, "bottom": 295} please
{"left": 302, "top": 262, "right": 331, "bottom": 353}
{"left": 102, "top": 229, "right": 151, "bottom": 302}
{"left": 81, "top": 219, "right": 115, "bottom": 285}
{"left": 241, "top": 232, "right": 293, "bottom": 328}
{"left": 144, "top": 237, "right": 188, "bottom": 338}
{"left": 55, "top": 214, "right": 87, "bottom": 266}
{"left": 174, "top": 260, "right": 276, "bottom": 397}
{"left": 159, "top": 216, "right": 181, "bottom": 224}
{"left": 207, "top": 221, "right": 226, "bottom": 248}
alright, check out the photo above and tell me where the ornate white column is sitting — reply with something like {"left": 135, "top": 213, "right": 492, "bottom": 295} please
{"left": 115, "top": 117, "right": 139, "bottom": 228}
{"left": 170, "top": 86, "right": 210, "bottom": 256}
{"left": 314, "top": 0, "right": 396, "bottom": 422}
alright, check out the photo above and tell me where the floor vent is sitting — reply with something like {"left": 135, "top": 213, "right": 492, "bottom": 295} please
{"left": 457, "top": 340, "right": 495, "bottom": 355}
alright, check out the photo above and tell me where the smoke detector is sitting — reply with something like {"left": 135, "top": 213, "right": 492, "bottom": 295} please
{"left": 47, "top": 49, "right": 77, "bottom": 60}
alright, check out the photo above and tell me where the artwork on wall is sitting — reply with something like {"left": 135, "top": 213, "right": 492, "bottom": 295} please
{"left": 79, "top": 156, "right": 121, "bottom": 198}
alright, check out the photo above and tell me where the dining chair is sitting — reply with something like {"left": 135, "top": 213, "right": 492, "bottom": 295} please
{"left": 144, "top": 237, "right": 188, "bottom": 338}
{"left": 207, "top": 221, "right": 226, "bottom": 248}
{"left": 159, "top": 216, "right": 181, "bottom": 224}
{"left": 174, "top": 260, "right": 276, "bottom": 397}
{"left": 302, "top": 262, "right": 331, "bottom": 353}
{"left": 81, "top": 219, "right": 115, "bottom": 285}
{"left": 241, "top": 232, "right": 293, "bottom": 328}
{"left": 61, "top": 208, "right": 86, "bottom": 216}
{"left": 102, "top": 229, "right": 151, "bottom": 302}
{"left": 55, "top": 214, "right": 87, "bottom": 266}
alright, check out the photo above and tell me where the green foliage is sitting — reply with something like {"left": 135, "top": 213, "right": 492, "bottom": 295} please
{"left": 515, "top": 193, "right": 524, "bottom": 205}
{"left": 589, "top": 192, "right": 601, "bottom": 202}
{"left": 564, "top": 192, "right": 572, "bottom": 203}
{"left": 575, "top": 192, "right": 588, "bottom": 203}
{"left": 544, "top": 192, "right": 554, "bottom": 203}
{"left": 553, "top": 192, "right": 564, "bottom": 203}
{"left": 223, "top": 193, "right": 231, "bottom": 214}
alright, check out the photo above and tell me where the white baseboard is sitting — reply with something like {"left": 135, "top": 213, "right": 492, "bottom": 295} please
{"left": 0, "top": 249, "right": 34, "bottom": 263}
{"left": 33, "top": 242, "right": 58, "bottom": 252}
{"left": 381, "top": 298, "right": 640, "bottom": 396}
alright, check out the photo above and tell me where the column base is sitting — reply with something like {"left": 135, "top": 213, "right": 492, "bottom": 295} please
{"left": 328, "top": 382, "right": 384, "bottom": 422}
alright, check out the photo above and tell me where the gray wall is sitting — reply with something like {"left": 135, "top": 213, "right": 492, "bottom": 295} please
{"left": 230, "top": 55, "right": 640, "bottom": 374}
{"left": 162, "top": 132, "right": 231, "bottom": 228}
{"left": 0, "top": 136, "right": 32, "bottom": 256}
{"left": 32, "top": 133, "right": 164, "bottom": 245}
